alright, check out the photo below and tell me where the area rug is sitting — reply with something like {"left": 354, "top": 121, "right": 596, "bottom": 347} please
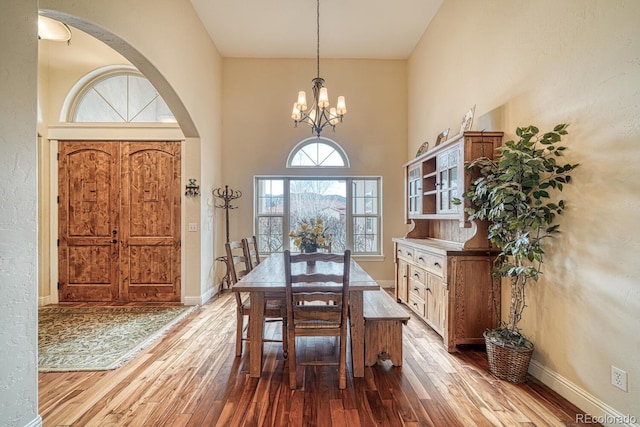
{"left": 38, "top": 306, "right": 194, "bottom": 372}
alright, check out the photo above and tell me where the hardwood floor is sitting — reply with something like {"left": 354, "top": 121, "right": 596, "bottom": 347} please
{"left": 39, "top": 290, "right": 596, "bottom": 426}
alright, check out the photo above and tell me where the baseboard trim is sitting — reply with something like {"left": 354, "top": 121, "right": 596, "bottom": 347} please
{"left": 38, "top": 295, "right": 56, "bottom": 306}
{"left": 24, "top": 414, "right": 43, "bottom": 427}
{"left": 529, "top": 359, "right": 639, "bottom": 427}
{"left": 378, "top": 280, "right": 395, "bottom": 289}
{"left": 183, "top": 287, "right": 215, "bottom": 306}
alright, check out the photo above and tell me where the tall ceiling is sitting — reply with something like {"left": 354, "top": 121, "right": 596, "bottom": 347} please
{"left": 190, "top": 0, "right": 443, "bottom": 59}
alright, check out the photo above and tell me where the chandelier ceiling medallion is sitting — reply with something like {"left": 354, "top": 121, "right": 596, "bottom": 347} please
{"left": 291, "top": 0, "right": 347, "bottom": 137}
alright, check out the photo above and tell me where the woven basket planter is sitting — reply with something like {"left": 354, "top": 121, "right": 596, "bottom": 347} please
{"left": 484, "top": 331, "right": 534, "bottom": 384}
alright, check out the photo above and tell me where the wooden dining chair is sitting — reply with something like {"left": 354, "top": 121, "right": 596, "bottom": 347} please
{"left": 242, "top": 235, "right": 260, "bottom": 270}
{"left": 283, "top": 249, "right": 351, "bottom": 389}
{"left": 226, "top": 240, "right": 288, "bottom": 358}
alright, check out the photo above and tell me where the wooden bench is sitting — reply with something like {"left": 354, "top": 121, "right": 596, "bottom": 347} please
{"left": 363, "top": 289, "right": 411, "bottom": 366}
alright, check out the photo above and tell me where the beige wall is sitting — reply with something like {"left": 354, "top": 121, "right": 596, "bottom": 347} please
{"left": 222, "top": 58, "right": 408, "bottom": 280}
{"left": 0, "top": 1, "right": 39, "bottom": 425}
{"left": 39, "top": 0, "right": 224, "bottom": 303}
{"left": 409, "top": 0, "right": 640, "bottom": 419}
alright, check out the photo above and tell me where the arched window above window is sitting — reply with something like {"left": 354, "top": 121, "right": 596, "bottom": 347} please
{"left": 67, "top": 66, "right": 175, "bottom": 123}
{"left": 287, "top": 137, "right": 349, "bottom": 168}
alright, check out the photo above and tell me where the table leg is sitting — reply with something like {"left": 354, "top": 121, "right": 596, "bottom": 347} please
{"left": 350, "top": 290, "right": 364, "bottom": 377}
{"left": 249, "top": 291, "right": 265, "bottom": 378}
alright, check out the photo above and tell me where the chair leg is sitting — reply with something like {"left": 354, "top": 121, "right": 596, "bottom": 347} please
{"left": 338, "top": 336, "right": 347, "bottom": 389}
{"left": 235, "top": 309, "right": 244, "bottom": 357}
{"left": 282, "top": 318, "right": 288, "bottom": 359}
{"left": 288, "top": 329, "right": 297, "bottom": 389}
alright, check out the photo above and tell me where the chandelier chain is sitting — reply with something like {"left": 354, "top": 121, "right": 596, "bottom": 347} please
{"left": 316, "top": 0, "right": 320, "bottom": 79}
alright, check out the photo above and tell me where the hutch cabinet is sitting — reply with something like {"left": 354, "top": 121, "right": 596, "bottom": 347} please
{"left": 394, "top": 131, "right": 503, "bottom": 352}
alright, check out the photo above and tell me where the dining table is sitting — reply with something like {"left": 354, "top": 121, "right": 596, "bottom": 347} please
{"left": 232, "top": 251, "right": 380, "bottom": 378}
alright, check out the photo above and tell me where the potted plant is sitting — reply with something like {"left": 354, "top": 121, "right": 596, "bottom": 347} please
{"left": 460, "top": 124, "right": 579, "bottom": 383}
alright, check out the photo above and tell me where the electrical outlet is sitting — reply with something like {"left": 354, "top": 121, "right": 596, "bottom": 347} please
{"left": 188, "top": 223, "right": 198, "bottom": 232}
{"left": 611, "top": 365, "right": 628, "bottom": 392}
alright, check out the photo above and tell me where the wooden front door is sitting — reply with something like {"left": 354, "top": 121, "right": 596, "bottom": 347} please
{"left": 58, "top": 141, "right": 181, "bottom": 302}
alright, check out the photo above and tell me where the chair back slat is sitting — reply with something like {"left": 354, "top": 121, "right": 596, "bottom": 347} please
{"left": 226, "top": 240, "right": 250, "bottom": 284}
{"left": 289, "top": 274, "right": 345, "bottom": 285}
{"left": 226, "top": 240, "right": 251, "bottom": 307}
{"left": 242, "top": 235, "right": 261, "bottom": 270}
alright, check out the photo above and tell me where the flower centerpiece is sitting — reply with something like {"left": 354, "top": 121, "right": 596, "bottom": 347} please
{"left": 289, "top": 218, "right": 330, "bottom": 253}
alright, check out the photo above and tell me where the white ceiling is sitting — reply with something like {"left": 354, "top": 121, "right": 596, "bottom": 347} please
{"left": 190, "top": 0, "right": 443, "bottom": 59}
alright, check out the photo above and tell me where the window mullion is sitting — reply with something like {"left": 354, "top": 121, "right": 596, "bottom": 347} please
{"left": 346, "top": 178, "right": 353, "bottom": 251}
{"left": 283, "top": 178, "right": 291, "bottom": 250}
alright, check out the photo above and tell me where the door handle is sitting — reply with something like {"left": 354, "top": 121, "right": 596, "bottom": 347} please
{"left": 111, "top": 239, "right": 118, "bottom": 244}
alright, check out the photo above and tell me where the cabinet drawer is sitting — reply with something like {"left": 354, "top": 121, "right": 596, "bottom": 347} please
{"left": 409, "top": 279, "right": 425, "bottom": 301}
{"left": 408, "top": 293, "right": 425, "bottom": 317}
{"left": 408, "top": 265, "right": 426, "bottom": 284}
{"left": 415, "top": 250, "right": 445, "bottom": 277}
{"left": 408, "top": 272, "right": 426, "bottom": 300}
{"left": 396, "top": 245, "right": 415, "bottom": 262}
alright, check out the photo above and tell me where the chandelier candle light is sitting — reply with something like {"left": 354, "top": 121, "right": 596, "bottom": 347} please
{"left": 291, "top": 0, "right": 347, "bottom": 137}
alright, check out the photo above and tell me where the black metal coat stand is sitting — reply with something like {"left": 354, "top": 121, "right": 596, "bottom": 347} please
{"left": 213, "top": 185, "right": 242, "bottom": 290}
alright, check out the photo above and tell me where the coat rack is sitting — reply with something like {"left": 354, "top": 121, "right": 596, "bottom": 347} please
{"left": 213, "top": 185, "right": 242, "bottom": 243}
{"left": 213, "top": 185, "right": 242, "bottom": 291}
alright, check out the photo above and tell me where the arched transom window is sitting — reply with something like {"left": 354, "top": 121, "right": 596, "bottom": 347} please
{"left": 69, "top": 67, "right": 175, "bottom": 123}
{"left": 287, "top": 137, "right": 349, "bottom": 167}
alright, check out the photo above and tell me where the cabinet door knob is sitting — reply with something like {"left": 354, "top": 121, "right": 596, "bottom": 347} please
{"left": 434, "top": 262, "right": 441, "bottom": 268}
{"left": 413, "top": 273, "right": 420, "bottom": 278}
{"left": 418, "top": 256, "right": 425, "bottom": 262}
{"left": 426, "top": 287, "right": 431, "bottom": 292}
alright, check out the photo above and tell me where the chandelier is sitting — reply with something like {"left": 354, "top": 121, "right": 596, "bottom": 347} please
{"left": 291, "top": 0, "right": 347, "bottom": 137}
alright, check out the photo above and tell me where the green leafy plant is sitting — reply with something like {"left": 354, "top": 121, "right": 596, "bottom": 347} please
{"left": 460, "top": 124, "right": 579, "bottom": 348}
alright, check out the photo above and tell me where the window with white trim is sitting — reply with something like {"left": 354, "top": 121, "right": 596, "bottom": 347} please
{"left": 70, "top": 69, "right": 175, "bottom": 123}
{"left": 286, "top": 137, "right": 349, "bottom": 167}
{"left": 255, "top": 177, "right": 381, "bottom": 255}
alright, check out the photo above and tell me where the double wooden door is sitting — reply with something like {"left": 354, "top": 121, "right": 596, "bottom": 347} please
{"left": 58, "top": 141, "right": 181, "bottom": 302}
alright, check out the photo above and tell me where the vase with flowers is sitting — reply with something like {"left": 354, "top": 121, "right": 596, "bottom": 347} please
{"left": 289, "top": 218, "right": 331, "bottom": 264}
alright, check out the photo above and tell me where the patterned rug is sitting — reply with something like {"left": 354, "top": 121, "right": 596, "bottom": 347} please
{"left": 38, "top": 306, "right": 194, "bottom": 372}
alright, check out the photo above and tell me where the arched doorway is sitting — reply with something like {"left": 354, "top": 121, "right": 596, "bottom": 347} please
{"left": 36, "top": 13, "right": 200, "bottom": 304}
